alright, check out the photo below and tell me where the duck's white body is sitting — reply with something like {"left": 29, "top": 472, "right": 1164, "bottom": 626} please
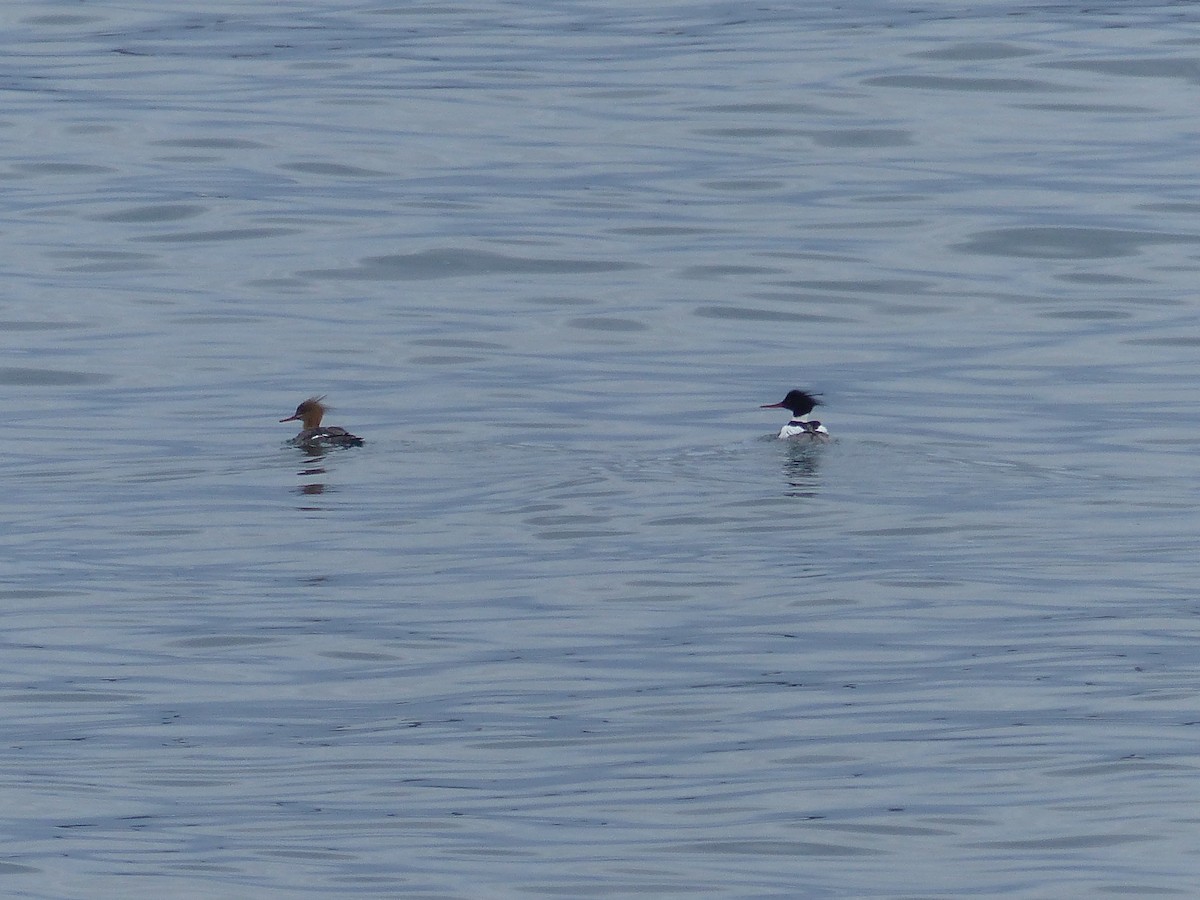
{"left": 777, "top": 418, "right": 830, "bottom": 441}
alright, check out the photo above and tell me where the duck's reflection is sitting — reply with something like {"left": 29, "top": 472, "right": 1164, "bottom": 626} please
{"left": 291, "top": 457, "right": 327, "bottom": 499}
{"left": 299, "top": 444, "right": 330, "bottom": 462}
{"left": 781, "top": 444, "right": 823, "bottom": 497}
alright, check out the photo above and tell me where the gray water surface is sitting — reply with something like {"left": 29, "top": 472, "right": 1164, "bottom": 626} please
{"left": 3, "top": 2, "right": 1200, "bottom": 897}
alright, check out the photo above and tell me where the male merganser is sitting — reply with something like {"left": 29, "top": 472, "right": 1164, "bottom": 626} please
{"left": 279, "top": 396, "right": 364, "bottom": 448}
{"left": 761, "top": 389, "right": 830, "bottom": 441}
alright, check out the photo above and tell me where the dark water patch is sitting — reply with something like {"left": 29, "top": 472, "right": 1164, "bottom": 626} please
{"left": 23, "top": 14, "right": 103, "bottom": 26}
{"left": 410, "top": 354, "right": 478, "bottom": 365}
{"left": 1124, "top": 336, "right": 1200, "bottom": 347}
{"left": 412, "top": 338, "right": 507, "bottom": 349}
{"left": 525, "top": 514, "right": 612, "bottom": 527}
{"left": 1042, "top": 57, "right": 1200, "bottom": 84}
{"left": 1020, "top": 102, "right": 1148, "bottom": 113}
{"left": 864, "top": 74, "right": 1069, "bottom": 92}
{"left": 568, "top": 316, "right": 647, "bottom": 332}
{"left": 614, "top": 225, "right": 717, "bottom": 236}
{"left": 0, "top": 320, "right": 80, "bottom": 331}
{"left": 671, "top": 840, "right": 879, "bottom": 857}
{"left": 853, "top": 193, "right": 928, "bottom": 204}
{"left": 14, "top": 162, "right": 113, "bottom": 175}
{"left": 884, "top": 302, "right": 953, "bottom": 315}
{"left": 535, "top": 529, "right": 633, "bottom": 540}
{"left": 281, "top": 162, "right": 390, "bottom": 177}
{"left": 703, "top": 179, "right": 785, "bottom": 192}
{"left": 694, "top": 305, "right": 847, "bottom": 323}
{"left": 8, "top": 691, "right": 135, "bottom": 703}
{"left": 171, "top": 314, "right": 267, "bottom": 325}
{"left": 697, "top": 126, "right": 807, "bottom": 139}
{"left": 0, "top": 863, "right": 39, "bottom": 875}
{"left": 124, "top": 528, "right": 199, "bottom": 537}
{"left": 851, "top": 524, "right": 979, "bottom": 537}
{"left": 0, "top": 367, "right": 108, "bottom": 386}
{"left": 646, "top": 515, "right": 734, "bottom": 526}
{"left": 1039, "top": 309, "right": 1131, "bottom": 321}
{"left": 146, "top": 227, "right": 302, "bottom": 242}
{"left": 94, "top": 204, "right": 205, "bottom": 223}
{"left": 689, "top": 101, "right": 834, "bottom": 115}
{"left": 303, "top": 249, "right": 635, "bottom": 280}
{"left": 173, "top": 635, "right": 271, "bottom": 649}
{"left": 759, "top": 250, "right": 863, "bottom": 263}
{"left": 681, "top": 264, "right": 787, "bottom": 278}
{"left": 153, "top": 138, "right": 268, "bottom": 149}
{"left": 750, "top": 289, "right": 867, "bottom": 307}
{"left": 808, "top": 128, "right": 913, "bottom": 148}
{"left": 0, "top": 589, "right": 80, "bottom": 600}
{"left": 523, "top": 295, "right": 595, "bottom": 307}
{"left": 583, "top": 88, "right": 662, "bottom": 100}
{"left": 953, "top": 226, "right": 1200, "bottom": 259}
{"left": 911, "top": 42, "right": 1039, "bottom": 62}
{"left": 1141, "top": 201, "right": 1200, "bottom": 214}
{"left": 984, "top": 834, "right": 1156, "bottom": 851}
{"left": 1057, "top": 272, "right": 1147, "bottom": 285}
{"left": 783, "top": 278, "right": 932, "bottom": 294}
{"left": 47, "top": 248, "right": 156, "bottom": 273}
{"left": 319, "top": 650, "right": 401, "bottom": 662}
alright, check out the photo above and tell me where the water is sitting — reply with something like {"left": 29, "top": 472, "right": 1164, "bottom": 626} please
{"left": 3, "top": 1, "right": 1200, "bottom": 896}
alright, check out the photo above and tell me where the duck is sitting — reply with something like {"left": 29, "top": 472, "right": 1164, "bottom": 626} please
{"left": 279, "top": 396, "right": 364, "bottom": 448}
{"left": 760, "top": 389, "right": 830, "bottom": 441}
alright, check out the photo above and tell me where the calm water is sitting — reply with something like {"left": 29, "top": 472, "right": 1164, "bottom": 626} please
{"left": 3, "top": 1, "right": 1200, "bottom": 897}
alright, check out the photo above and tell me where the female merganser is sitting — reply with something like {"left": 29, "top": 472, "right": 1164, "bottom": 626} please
{"left": 761, "top": 389, "right": 830, "bottom": 441}
{"left": 279, "top": 396, "right": 364, "bottom": 448}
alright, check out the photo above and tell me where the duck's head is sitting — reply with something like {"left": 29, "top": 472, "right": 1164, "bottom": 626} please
{"left": 761, "top": 389, "right": 822, "bottom": 417}
{"left": 280, "top": 396, "right": 327, "bottom": 429}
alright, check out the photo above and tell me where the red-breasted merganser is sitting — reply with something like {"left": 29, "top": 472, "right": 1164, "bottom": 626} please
{"left": 761, "top": 389, "right": 830, "bottom": 441}
{"left": 279, "top": 396, "right": 364, "bottom": 447}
